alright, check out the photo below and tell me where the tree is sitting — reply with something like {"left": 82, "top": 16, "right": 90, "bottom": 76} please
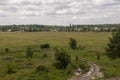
{"left": 54, "top": 49, "right": 71, "bottom": 69}
{"left": 26, "top": 47, "right": 33, "bottom": 58}
{"left": 105, "top": 30, "right": 120, "bottom": 59}
{"left": 69, "top": 38, "right": 77, "bottom": 49}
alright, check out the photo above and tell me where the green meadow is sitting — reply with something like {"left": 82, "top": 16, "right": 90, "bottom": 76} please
{"left": 0, "top": 32, "right": 120, "bottom": 80}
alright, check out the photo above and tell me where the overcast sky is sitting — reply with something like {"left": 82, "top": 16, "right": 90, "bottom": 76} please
{"left": 0, "top": 0, "right": 120, "bottom": 25}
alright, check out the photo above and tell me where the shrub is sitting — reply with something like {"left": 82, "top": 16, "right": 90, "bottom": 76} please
{"left": 70, "top": 61, "right": 89, "bottom": 73}
{"left": 54, "top": 49, "right": 71, "bottom": 69}
{"left": 36, "top": 65, "right": 49, "bottom": 73}
{"left": 66, "top": 64, "right": 74, "bottom": 75}
{"left": 96, "top": 53, "right": 101, "bottom": 60}
{"left": 79, "top": 62, "right": 89, "bottom": 73}
{"left": 69, "top": 38, "right": 77, "bottom": 49}
{"left": 26, "top": 47, "right": 34, "bottom": 58}
{"left": 5, "top": 48, "right": 9, "bottom": 52}
{"left": 75, "top": 56, "right": 79, "bottom": 61}
{"left": 43, "top": 53, "right": 47, "bottom": 58}
{"left": 40, "top": 43, "right": 50, "bottom": 49}
{"left": 7, "top": 65, "right": 16, "bottom": 74}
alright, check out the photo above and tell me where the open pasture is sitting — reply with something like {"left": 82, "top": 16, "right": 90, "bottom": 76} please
{"left": 0, "top": 32, "right": 120, "bottom": 80}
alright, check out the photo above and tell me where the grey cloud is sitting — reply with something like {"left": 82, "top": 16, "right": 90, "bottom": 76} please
{"left": 0, "top": 13, "right": 7, "bottom": 17}
{"left": 0, "top": 0, "right": 120, "bottom": 25}
{"left": 0, "top": 0, "right": 8, "bottom": 6}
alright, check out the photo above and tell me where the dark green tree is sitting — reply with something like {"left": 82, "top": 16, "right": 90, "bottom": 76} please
{"left": 54, "top": 49, "right": 71, "bottom": 69}
{"left": 26, "top": 47, "right": 34, "bottom": 58}
{"left": 69, "top": 38, "right": 77, "bottom": 49}
{"left": 105, "top": 30, "right": 120, "bottom": 59}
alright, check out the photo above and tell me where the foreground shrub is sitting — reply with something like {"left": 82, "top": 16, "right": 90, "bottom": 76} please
{"left": 70, "top": 60, "right": 89, "bottom": 74}
{"left": 26, "top": 47, "right": 34, "bottom": 58}
{"left": 43, "top": 53, "right": 47, "bottom": 58}
{"left": 36, "top": 65, "right": 49, "bottom": 73}
{"left": 7, "top": 65, "right": 16, "bottom": 74}
{"left": 54, "top": 49, "right": 71, "bottom": 69}
{"left": 66, "top": 64, "right": 74, "bottom": 75}
{"left": 79, "top": 62, "right": 89, "bottom": 73}
{"left": 5, "top": 48, "right": 9, "bottom": 52}
{"left": 69, "top": 38, "right": 77, "bottom": 49}
{"left": 40, "top": 43, "right": 50, "bottom": 49}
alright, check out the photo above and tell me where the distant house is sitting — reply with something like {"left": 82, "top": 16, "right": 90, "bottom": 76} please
{"left": 94, "top": 27, "right": 98, "bottom": 30}
{"left": 50, "top": 29, "right": 58, "bottom": 32}
{"left": 8, "top": 29, "right": 11, "bottom": 32}
{"left": 104, "top": 27, "right": 109, "bottom": 31}
{"left": 77, "top": 28, "right": 82, "bottom": 31}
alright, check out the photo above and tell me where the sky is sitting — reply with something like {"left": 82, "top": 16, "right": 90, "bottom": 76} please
{"left": 0, "top": 0, "right": 120, "bottom": 25}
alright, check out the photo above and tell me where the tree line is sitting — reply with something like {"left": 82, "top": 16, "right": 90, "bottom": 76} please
{"left": 0, "top": 24, "right": 120, "bottom": 32}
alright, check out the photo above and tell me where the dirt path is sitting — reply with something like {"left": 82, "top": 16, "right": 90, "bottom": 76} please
{"left": 70, "top": 62, "right": 100, "bottom": 80}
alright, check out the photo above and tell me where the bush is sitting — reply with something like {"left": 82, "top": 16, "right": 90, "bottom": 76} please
{"left": 43, "top": 53, "right": 47, "bottom": 58}
{"left": 70, "top": 62, "right": 80, "bottom": 69}
{"left": 70, "top": 61, "right": 89, "bottom": 73}
{"left": 54, "top": 49, "right": 71, "bottom": 69}
{"left": 5, "top": 48, "right": 9, "bottom": 52}
{"left": 79, "top": 62, "right": 89, "bottom": 73}
{"left": 26, "top": 47, "right": 34, "bottom": 58}
{"left": 69, "top": 38, "right": 77, "bottom": 49}
{"left": 53, "top": 62, "right": 64, "bottom": 69}
{"left": 7, "top": 65, "right": 16, "bottom": 74}
{"left": 36, "top": 65, "right": 49, "bottom": 73}
{"left": 96, "top": 53, "right": 101, "bottom": 60}
{"left": 40, "top": 43, "right": 50, "bottom": 49}
{"left": 66, "top": 64, "right": 74, "bottom": 75}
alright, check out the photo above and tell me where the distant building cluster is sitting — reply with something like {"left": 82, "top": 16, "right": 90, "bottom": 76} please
{"left": 0, "top": 24, "right": 119, "bottom": 32}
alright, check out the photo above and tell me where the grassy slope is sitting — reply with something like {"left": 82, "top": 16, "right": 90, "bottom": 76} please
{"left": 0, "top": 32, "right": 120, "bottom": 79}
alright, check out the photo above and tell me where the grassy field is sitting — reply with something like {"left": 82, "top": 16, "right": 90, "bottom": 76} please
{"left": 0, "top": 32, "right": 120, "bottom": 80}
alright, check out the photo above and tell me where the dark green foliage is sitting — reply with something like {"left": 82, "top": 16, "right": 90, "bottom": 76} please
{"left": 40, "top": 43, "right": 50, "bottom": 49}
{"left": 79, "top": 62, "right": 89, "bottom": 73}
{"left": 106, "top": 30, "right": 120, "bottom": 59}
{"left": 26, "top": 47, "right": 34, "bottom": 58}
{"left": 69, "top": 38, "right": 77, "bottom": 49}
{"left": 43, "top": 53, "right": 47, "bottom": 58}
{"left": 7, "top": 65, "right": 16, "bottom": 74}
{"left": 5, "top": 48, "right": 9, "bottom": 52}
{"left": 54, "top": 49, "right": 71, "bottom": 69}
{"left": 73, "top": 60, "right": 89, "bottom": 73}
{"left": 36, "top": 65, "right": 49, "bottom": 73}
{"left": 75, "top": 56, "right": 79, "bottom": 61}
{"left": 96, "top": 53, "right": 100, "bottom": 60}
{"left": 66, "top": 64, "right": 74, "bottom": 75}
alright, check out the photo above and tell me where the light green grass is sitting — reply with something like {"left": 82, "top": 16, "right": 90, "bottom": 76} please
{"left": 0, "top": 32, "right": 120, "bottom": 80}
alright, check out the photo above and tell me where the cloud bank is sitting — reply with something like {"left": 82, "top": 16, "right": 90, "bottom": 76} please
{"left": 0, "top": 0, "right": 120, "bottom": 25}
